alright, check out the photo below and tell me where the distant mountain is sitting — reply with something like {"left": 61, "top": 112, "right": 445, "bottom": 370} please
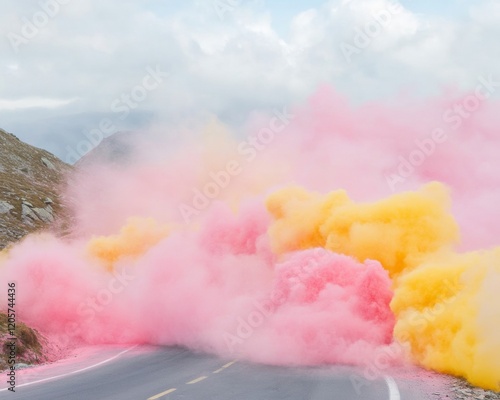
{"left": 74, "top": 130, "right": 138, "bottom": 167}
{"left": 0, "top": 128, "right": 72, "bottom": 250}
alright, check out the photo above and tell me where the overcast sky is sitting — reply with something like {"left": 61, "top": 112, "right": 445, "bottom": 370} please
{"left": 0, "top": 0, "right": 499, "bottom": 162}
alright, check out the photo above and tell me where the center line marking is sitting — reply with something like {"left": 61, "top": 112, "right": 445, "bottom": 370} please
{"left": 213, "top": 360, "right": 236, "bottom": 374}
{"left": 186, "top": 376, "right": 208, "bottom": 384}
{"left": 147, "top": 388, "right": 176, "bottom": 400}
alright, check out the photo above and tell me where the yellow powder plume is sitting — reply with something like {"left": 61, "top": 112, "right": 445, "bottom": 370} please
{"left": 392, "top": 248, "right": 500, "bottom": 391}
{"left": 86, "top": 217, "right": 169, "bottom": 271}
{"left": 266, "top": 182, "right": 459, "bottom": 277}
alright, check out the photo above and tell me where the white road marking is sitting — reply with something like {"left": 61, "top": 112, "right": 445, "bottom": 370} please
{"left": 384, "top": 376, "right": 401, "bottom": 400}
{"left": 186, "top": 375, "right": 208, "bottom": 384}
{"left": 0, "top": 345, "right": 138, "bottom": 392}
{"left": 147, "top": 387, "right": 176, "bottom": 399}
{"left": 151, "top": 360, "right": 237, "bottom": 398}
{"left": 213, "top": 360, "right": 236, "bottom": 374}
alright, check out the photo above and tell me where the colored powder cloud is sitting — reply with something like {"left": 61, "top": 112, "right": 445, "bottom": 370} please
{"left": 1, "top": 86, "right": 500, "bottom": 390}
{"left": 0, "top": 204, "right": 394, "bottom": 367}
{"left": 392, "top": 249, "right": 500, "bottom": 390}
{"left": 266, "top": 182, "right": 500, "bottom": 390}
{"left": 266, "top": 182, "right": 459, "bottom": 277}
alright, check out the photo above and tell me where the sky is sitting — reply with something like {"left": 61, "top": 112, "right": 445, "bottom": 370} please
{"left": 0, "top": 0, "right": 499, "bottom": 162}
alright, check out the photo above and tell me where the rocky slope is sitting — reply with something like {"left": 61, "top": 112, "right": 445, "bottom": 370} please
{"left": 0, "top": 128, "right": 72, "bottom": 250}
{"left": 0, "top": 128, "right": 73, "bottom": 369}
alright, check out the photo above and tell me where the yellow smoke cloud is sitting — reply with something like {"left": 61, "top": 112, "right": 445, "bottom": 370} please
{"left": 86, "top": 217, "right": 169, "bottom": 270}
{"left": 393, "top": 249, "right": 500, "bottom": 390}
{"left": 266, "top": 182, "right": 459, "bottom": 276}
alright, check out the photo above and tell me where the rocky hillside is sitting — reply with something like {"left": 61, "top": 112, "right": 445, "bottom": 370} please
{"left": 0, "top": 128, "right": 72, "bottom": 250}
{"left": 0, "top": 127, "right": 73, "bottom": 370}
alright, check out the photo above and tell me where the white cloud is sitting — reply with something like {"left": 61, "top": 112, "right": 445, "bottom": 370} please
{"left": 470, "top": 0, "right": 500, "bottom": 24}
{"left": 0, "top": 97, "right": 78, "bottom": 111}
{"left": 0, "top": 0, "right": 498, "bottom": 157}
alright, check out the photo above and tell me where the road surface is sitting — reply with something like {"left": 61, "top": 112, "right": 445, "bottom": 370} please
{"left": 0, "top": 345, "right": 432, "bottom": 399}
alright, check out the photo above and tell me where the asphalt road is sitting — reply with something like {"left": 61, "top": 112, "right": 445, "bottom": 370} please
{"left": 0, "top": 346, "right": 430, "bottom": 400}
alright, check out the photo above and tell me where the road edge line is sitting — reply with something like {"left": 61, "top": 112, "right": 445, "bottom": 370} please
{"left": 0, "top": 345, "right": 138, "bottom": 392}
{"left": 384, "top": 375, "right": 401, "bottom": 400}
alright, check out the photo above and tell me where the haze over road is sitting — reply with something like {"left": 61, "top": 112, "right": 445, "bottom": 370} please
{"left": 0, "top": 346, "right": 435, "bottom": 400}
